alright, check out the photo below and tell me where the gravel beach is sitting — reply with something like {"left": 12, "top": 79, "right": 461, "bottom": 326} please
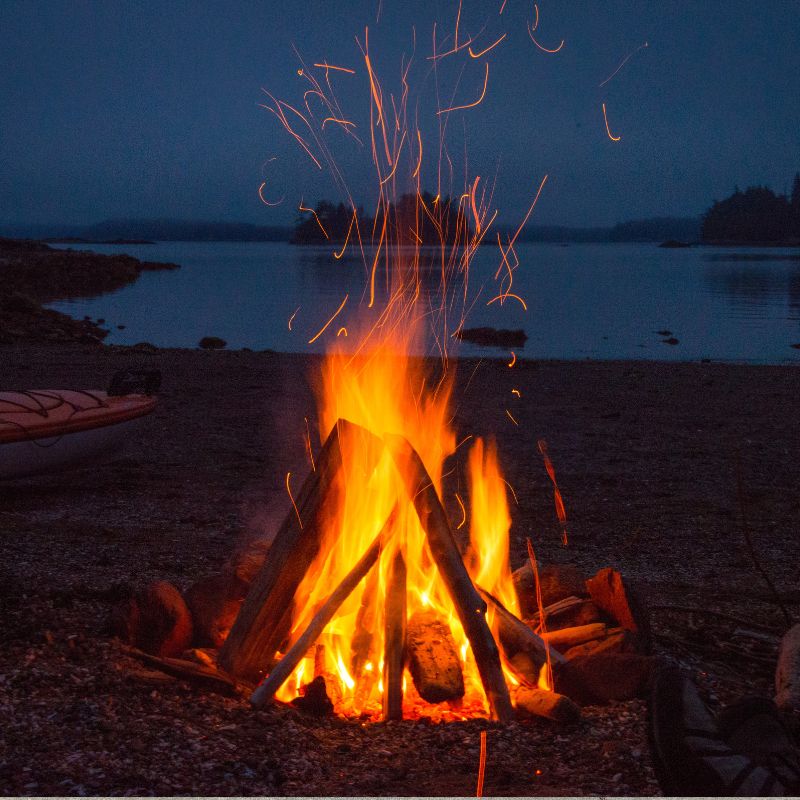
{"left": 1, "top": 342, "right": 797, "bottom": 795}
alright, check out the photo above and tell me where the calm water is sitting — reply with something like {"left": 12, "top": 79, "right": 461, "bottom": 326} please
{"left": 49, "top": 241, "right": 800, "bottom": 364}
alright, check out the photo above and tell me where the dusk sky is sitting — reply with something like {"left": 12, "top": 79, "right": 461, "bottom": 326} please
{"left": 1, "top": 0, "right": 798, "bottom": 230}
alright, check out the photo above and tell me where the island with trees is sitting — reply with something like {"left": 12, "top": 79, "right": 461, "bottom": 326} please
{"left": 701, "top": 173, "right": 800, "bottom": 245}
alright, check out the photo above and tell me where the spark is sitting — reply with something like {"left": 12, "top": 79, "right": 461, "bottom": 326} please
{"left": 288, "top": 306, "right": 300, "bottom": 330}
{"left": 527, "top": 7, "right": 563, "bottom": 53}
{"left": 308, "top": 294, "right": 349, "bottom": 344}
{"left": 505, "top": 409, "right": 519, "bottom": 426}
{"left": 468, "top": 33, "right": 507, "bottom": 59}
{"left": 337, "top": 326, "right": 348, "bottom": 337}
{"left": 507, "top": 351, "right": 516, "bottom": 367}
{"left": 503, "top": 478, "right": 519, "bottom": 505}
{"left": 437, "top": 62, "right": 489, "bottom": 115}
{"left": 487, "top": 292, "right": 528, "bottom": 311}
{"left": 499, "top": 0, "right": 507, "bottom": 13}
{"left": 598, "top": 41, "right": 648, "bottom": 88}
{"left": 333, "top": 211, "right": 357, "bottom": 259}
{"left": 412, "top": 128, "right": 423, "bottom": 178}
{"left": 298, "top": 201, "right": 330, "bottom": 239}
{"left": 313, "top": 62, "right": 356, "bottom": 74}
{"left": 511, "top": 388, "right": 521, "bottom": 397}
{"left": 602, "top": 102, "right": 621, "bottom": 141}
{"left": 304, "top": 417, "right": 316, "bottom": 472}
{"left": 455, "top": 492, "right": 467, "bottom": 529}
{"left": 476, "top": 731, "right": 487, "bottom": 798}
{"left": 258, "top": 181, "right": 284, "bottom": 207}
{"left": 528, "top": 29, "right": 564, "bottom": 53}
{"left": 286, "top": 472, "right": 303, "bottom": 529}
{"left": 527, "top": 538, "right": 554, "bottom": 690}
{"left": 322, "top": 116, "right": 357, "bottom": 130}
{"left": 538, "top": 439, "right": 569, "bottom": 545}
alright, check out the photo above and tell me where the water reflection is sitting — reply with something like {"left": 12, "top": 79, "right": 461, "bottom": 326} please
{"left": 703, "top": 262, "right": 800, "bottom": 321}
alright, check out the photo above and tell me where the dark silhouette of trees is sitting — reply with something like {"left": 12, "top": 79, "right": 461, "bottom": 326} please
{"left": 291, "top": 193, "right": 471, "bottom": 245}
{"left": 702, "top": 176, "right": 799, "bottom": 244}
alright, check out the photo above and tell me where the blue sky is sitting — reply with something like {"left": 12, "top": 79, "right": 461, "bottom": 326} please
{"left": 1, "top": 0, "right": 798, "bottom": 228}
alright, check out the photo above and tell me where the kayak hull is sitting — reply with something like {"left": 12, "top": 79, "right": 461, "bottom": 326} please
{"left": 0, "top": 416, "right": 146, "bottom": 478}
{"left": 0, "top": 389, "right": 157, "bottom": 479}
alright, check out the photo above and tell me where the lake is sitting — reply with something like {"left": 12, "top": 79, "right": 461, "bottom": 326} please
{"left": 49, "top": 241, "right": 800, "bottom": 364}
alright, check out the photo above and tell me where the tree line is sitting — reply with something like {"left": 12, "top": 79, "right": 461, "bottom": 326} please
{"left": 702, "top": 173, "right": 800, "bottom": 244}
{"left": 291, "top": 193, "right": 471, "bottom": 245}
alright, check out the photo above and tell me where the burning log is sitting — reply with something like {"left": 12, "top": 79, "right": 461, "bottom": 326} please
{"left": 477, "top": 585, "right": 565, "bottom": 670}
{"left": 251, "top": 513, "right": 393, "bottom": 707}
{"left": 219, "top": 419, "right": 382, "bottom": 683}
{"left": 406, "top": 609, "right": 465, "bottom": 704}
{"left": 386, "top": 434, "right": 514, "bottom": 722}
{"left": 383, "top": 547, "right": 407, "bottom": 720}
{"left": 513, "top": 685, "right": 581, "bottom": 724}
{"left": 512, "top": 562, "right": 586, "bottom": 618}
{"left": 541, "top": 623, "right": 608, "bottom": 650}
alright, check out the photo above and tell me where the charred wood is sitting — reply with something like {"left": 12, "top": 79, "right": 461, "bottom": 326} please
{"left": 406, "top": 609, "right": 464, "bottom": 704}
{"left": 386, "top": 434, "right": 513, "bottom": 722}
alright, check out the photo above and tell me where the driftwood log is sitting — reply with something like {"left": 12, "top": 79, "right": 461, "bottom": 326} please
{"left": 406, "top": 609, "right": 465, "bottom": 703}
{"left": 219, "top": 419, "right": 382, "bottom": 684}
{"left": 477, "top": 585, "right": 565, "bottom": 668}
{"left": 542, "top": 623, "right": 608, "bottom": 650}
{"left": 386, "top": 434, "right": 514, "bottom": 722}
{"left": 383, "top": 547, "right": 407, "bottom": 720}
{"left": 121, "top": 645, "right": 239, "bottom": 696}
{"left": 250, "top": 509, "right": 396, "bottom": 707}
{"left": 513, "top": 685, "right": 581, "bottom": 724}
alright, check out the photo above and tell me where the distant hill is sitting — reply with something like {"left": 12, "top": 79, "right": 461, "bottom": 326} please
{"left": 0, "top": 218, "right": 292, "bottom": 243}
{"left": 0, "top": 215, "right": 702, "bottom": 244}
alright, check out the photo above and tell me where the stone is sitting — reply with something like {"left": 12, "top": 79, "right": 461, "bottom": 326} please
{"left": 223, "top": 536, "right": 272, "bottom": 590}
{"left": 512, "top": 562, "right": 586, "bottom": 619}
{"left": 554, "top": 653, "right": 660, "bottom": 706}
{"left": 134, "top": 580, "right": 193, "bottom": 658}
{"left": 184, "top": 574, "right": 245, "bottom": 648}
{"left": 291, "top": 675, "right": 334, "bottom": 717}
{"left": 775, "top": 623, "right": 800, "bottom": 711}
{"left": 585, "top": 567, "right": 650, "bottom": 650}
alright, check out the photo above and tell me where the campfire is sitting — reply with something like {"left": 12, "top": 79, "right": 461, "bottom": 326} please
{"left": 115, "top": 2, "right": 657, "bottom": 725}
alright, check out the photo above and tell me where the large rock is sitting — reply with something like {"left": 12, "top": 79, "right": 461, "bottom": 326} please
{"left": 585, "top": 567, "right": 650, "bottom": 650}
{"left": 184, "top": 574, "right": 245, "bottom": 648}
{"left": 554, "top": 653, "right": 660, "bottom": 706}
{"left": 512, "top": 562, "right": 586, "bottom": 618}
{"left": 223, "top": 536, "right": 272, "bottom": 590}
{"left": 775, "top": 623, "right": 800, "bottom": 711}
{"left": 112, "top": 581, "right": 193, "bottom": 658}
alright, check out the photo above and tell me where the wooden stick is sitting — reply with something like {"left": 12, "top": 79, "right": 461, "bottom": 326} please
{"left": 219, "top": 419, "right": 382, "bottom": 683}
{"left": 385, "top": 434, "right": 514, "bottom": 723}
{"left": 251, "top": 510, "right": 396, "bottom": 707}
{"left": 542, "top": 623, "right": 607, "bottom": 650}
{"left": 121, "top": 645, "right": 239, "bottom": 696}
{"left": 383, "top": 546, "right": 406, "bottom": 721}
{"left": 477, "top": 585, "right": 566, "bottom": 668}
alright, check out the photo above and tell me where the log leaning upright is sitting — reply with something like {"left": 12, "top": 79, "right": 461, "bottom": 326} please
{"left": 385, "top": 434, "right": 515, "bottom": 723}
{"left": 219, "top": 419, "right": 382, "bottom": 684}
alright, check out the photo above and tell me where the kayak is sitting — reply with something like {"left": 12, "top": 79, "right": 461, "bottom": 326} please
{"left": 0, "top": 389, "right": 157, "bottom": 479}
